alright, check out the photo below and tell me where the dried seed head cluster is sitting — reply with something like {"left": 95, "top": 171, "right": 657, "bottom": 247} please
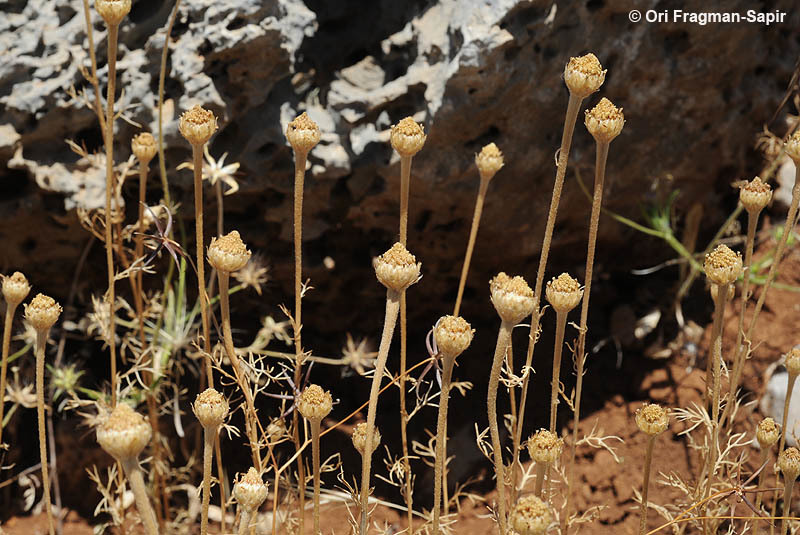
{"left": 786, "top": 348, "right": 800, "bottom": 377}
{"left": 390, "top": 117, "right": 426, "bottom": 157}
{"left": 297, "top": 384, "right": 333, "bottom": 421}
{"left": 96, "top": 403, "right": 152, "bottom": 461}
{"left": 564, "top": 53, "right": 606, "bottom": 98}
{"left": 786, "top": 130, "right": 800, "bottom": 163}
{"left": 527, "top": 429, "right": 563, "bottom": 464}
{"left": 352, "top": 422, "right": 380, "bottom": 456}
{"left": 373, "top": 242, "right": 421, "bottom": 292}
{"left": 179, "top": 105, "right": 217, "bottom": 146}
{"left": 285, "top": 112, "right": 321, "bottom": 154}
{"left": 511, "top": 495, "right": 552, "bottom": 535}
{"left": 739, "top": 176, "right": 772, "bottom": 214}
{"left": 233, "top": 467, "right": 268, "bottom": 511}
{"left": 433, "top": 315, "right": 474, "bottom": 359}
{"left": 2, "top": 272, "right": 31, "bottom": 307}
{"left": 208, "top": 230, "right": 251, "bottom": 273}
{"left": 779, "top": 447, "right": 800, "bottom": 481}
{"left": 475, "top": 142, "right": 504, "bottom": 178}
{"left": 635, "top": 403, "right": 669, "bottom": 436}
{"left": 131, "top": 132, "right": 157, "bottom": 164}
{"left": 193, "top": 388, "right": 229, "bottom": 430}
{"left": 545, "top": 272, "right": 583, "bottom": 314}
{"left": 489, "top": 272, "right": 535, "bottom": 325}
{"left": 585, "top": 97, "right": 625, "bottom": 143}
{"left": 756, "top": 417, "right": 781, "bottom": 449}
{"left": 24, "top": 293, "right": 62, "bottom": 331}
{"left": 703, "top": 244, "right": 743, "bottom": 286}
{"left": 95, "top": 0, "right": 131, "bottom": 26}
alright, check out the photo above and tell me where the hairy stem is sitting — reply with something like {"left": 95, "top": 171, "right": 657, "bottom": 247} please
{"left": 549, "top": 310, "right": 568, "bottom": 432}
{"left": 121, "top": 458, "right": 158, "bottom": 535}
{"left": 753, "top": 449, "right": 770, "bottom": 535}
{"left": 238, "top": 508, "right": 252, "bottom": 535}
{"left": 191, "top": 143, "right": 213, "bottom": 387}
{"left": 454, "top": 177, "right": 490, "bottom": 317}
{"left": 134, "top": 162, "right": 148, "bottom": 349}
{"left": 156, "top": 0, "right": 180, "bottom": 206}
{"left": 639, "top": 437, "right": 656, "bottom": 535}
{"left": 781, "top": 477, "right": 796, "bottom": 535}
{"left": 533, "top": 462, "right": 546, "bottom": 498}
{"left": 201, "top": 426, "right": 217, "bottom": 535}
{"left": 488, "top": 321, "right": 513, "bottom": 535}
{"left": 35, "top": 330, "right": 54, "bottom": 535}
{"left": 0, "top": 304, "right": 18, "bottom": 445}
{"left": 311, "top": 418, "right": 322, "bottom": 535}
{"left": 432, "top": 355, "right": 456, "bottom": 534}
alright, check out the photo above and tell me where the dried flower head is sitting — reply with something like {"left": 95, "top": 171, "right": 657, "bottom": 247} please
{"left": 545, "top": 273, "right": 583, "bottom": 314}
{"left": 704, "top": 244, "right": 743, "bottom": 286}
{"left": 24, "top": 293, "right": 62, "bottom": 332}
{"left": 96, "top": 403, "right": 152, "bottom": 461}
{"left": 179, "top": 105, "right": 217, "bottom": 146}
{"left": 527, "top": 429, "right": 563, "bottom": 464}
{"left": 297, "top": 384, "right": 333, "bottom": 421}
{"left": 95, "top": 0, "right": 131, "bottom": 26}
{"left": 585, "top": 97, "right": 625, "bottom": 143}
{"left": 785, "top": 130, "right": 800, "bottom": 163}
{"left": 285, "top": 112, "right": 321, "bottom": 154}
{"left": 739, "top": 176, "right": 772, "bottom": 214}
{"left": 756, "top": 417, "right": 781, "bottom": 449}
{"left": 564, "top": 53, "right": 606, "bottom": 98}
{"left": 489, "top": 272, "right": 535, "bottom": 325}
{"left": 786, "top": 348, "right": 800, "bottom": 377}
{"left": 2, "top": 272, "right": 31, "bottom": 307}
{"left": 635, "top": 403, "right": 669, "bottom": 436}
{"left": 233, "top": 467, "right": 268, "bottom": 511}
{"left": 475, "top": 142, "right": 504, "bottom": 178}
{"left": 434, "top": 315, "right": 474, "bottom": 359}
{"left": 131, "top": 132, "right": 157, "bottom": 164}
{"left": 267, "top": 418, "right": 287, "bottom": 443}
{"left": 193, "top": 388, "right": 229, "bottom": 430}
{"left": 373, "top": 243, "right": 421, "bottom": 293}
{"left": 779, "top": 447, "right": 800, "bottom": 481}
{"left": 352, "top": 422, "right": 380, "bottom": 456}
{"left": 208, "top": 230, "right": 251, "bottom": 273}
{"left": 390, "top": 117, "right": 426, "bottom": 157}
{"left": 511, "top": 495, "right": 552, "bottom": 535}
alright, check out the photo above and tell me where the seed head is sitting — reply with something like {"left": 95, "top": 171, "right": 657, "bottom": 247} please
{"left": 179, "top": 105, "right": 217, "bottom": 147}
{"left": 704, "top": 244, "right": 743, "bottom": 286}
{"left": 545, "top": 273, "right": 583, "bottom": 314}
{"left": 95, "top": 0, "right": 131, "bottom": 26}
{"left": 233, "top": 468, "right": 268, "bottom": 511}
{"left": 490, "top": 272, "right": 535, "bottom": 325}
{"left": 786, "top": 348, "right": 800, "bottom": 377}
{"left": 390, "top": 117, "right": 426, "bottom": 157}
{"left": 352, "top": 422, "right": 380, "bottom": 456}
{"left": 434, "top": 315, "right": 474, "bottom": 359}
{"left": 739, "top": 177, "right": 772, "bottom": 214}
{"left": 756, "top": 417, "right": 781, "bottom": 449}
{"left": 510, "top": 495, "right": 552, "bottom": 535}
{"left": 131, "top": 132, "right": 157, "bottom": 165}
{"left": 527, "top": 429, "right": 563, "bottom": 464}
{"left": 193, "top": 388, "right": 229, "bottom": 430}
{"left": 297, "top": 384, "right": 333, "bottom": 421}
{"left": 208, "top": 230, "right": 251, "bottom": 273}
{"left": 96, "top": 403, "right": 152, "bottom": 461}
{"left": 635, "top": 403, "right": 669, "bottom": 436}
{"left": 779, "top": 447, "right": 800, "bottom": 482}
{"left": 564, "top": 53, "right": 606, "bottom": 98}
{"left": 585, "top": 97, "right": 625, "bottom": 144}
{"left": 285, "top": 112, "right": 321, "bottom": 154}
{"left": 475, "top": 143, "right": 504, "bottom": 179}
{"left": 267, "top": 418, "right": 286, "bottom": 443}
{"left": 373, "top": 243, "right": 421, "bottom": 293}
{"left": 2, "top": 272, "right": 30, "bottom": 307}
{"left": 24, "top": 293, "right": 62, "bottom": 332}
{"left": 786, "top": 130, "right": 800, "bottom": 164}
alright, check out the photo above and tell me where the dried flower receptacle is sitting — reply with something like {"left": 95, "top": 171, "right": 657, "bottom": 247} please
{"left": 234, "top": 468, "right": 268, "bottom": 535}
{"left": 193, "top": 388, "right": 229, "bottom": 535}
{"left": 298, "top": 384, "right": 333, "bottom": 535}
{"left": 635, "top": 403, "right": 668, "bottom": 535}
{"left": 1, "top": 272, "right": 30, "bottom": 446}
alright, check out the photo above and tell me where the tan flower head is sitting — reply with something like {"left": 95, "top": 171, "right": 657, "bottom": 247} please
{"left": 756, "top": 417, "right": 781, "bottom": 449}
{"left": 704, "top": 244, "right": 743, "bottom": 286}
{"left": 511, "top": 495, "right": 552, "bottom": 535}
{"left": 564, "top": 53, "right": 606, "bottom": 98}
{"left": 390, "top": 117, "right": 426, "bottom": 157}
{"left": 635, "top": 403, "right": 669, "bottom": 436}
{"left": 545, "top": 273, "right": 583, "bottom": 314}
{"left": 131, "top": 132, "right": 157, "bottom": 164}
{"left": 585, "top": 97, "right": 625, "bottom": 143}
{"left": 352, "top": 422, "right": 380, "bottom": 456}
{"left": 475, "top": 142, "right": 504, "bottom": 178}
{"left": 2, "top": 272, "right": 31, "bottom": 307}
{"left": 739, "top": 176, "right": 772, "bottom": 214}
{"left": 24, "top": 293, "right": 62, "bottom": 332}
{"left": 96, "top": 403, "right": 152, "bottom": 461}
{"left": 373, "top": 243, "right": 421, "bottom": 293}
{"left": 233, "top": 467, "right": 268, "bottom": 511}
{"left": 297, "top": 384, "right": 333, "bottom": 421}
{"left": 434, "top": 315, "right": 474, "bottom": 359}
{"left": 179, "top": 105, "right": 217, "bottom": 146}
{"left": 527, "top": 429, "right": 563, "bottom": 464}
{"left": 208, "top": 231, "right": 251, "bottom": 273}
{"left": 193, "top": 388, "right": 229, "bottom": 430}
{"left": 786, "top": 348, "right": 800, "bottom": 377}
{"left": 490, "top": 272, "right": 535, "bottom": 325}
{"left": 95, "top": 0, "right": 131, "bottom": 26}
{"left": 779, "top": 447, "right": 800, "bottom": 481}
{"left": 286, "top": 112, "right": 321, "bottom": 154}
{"left": 785, "top": 130, "right": 800, "bottom": 163}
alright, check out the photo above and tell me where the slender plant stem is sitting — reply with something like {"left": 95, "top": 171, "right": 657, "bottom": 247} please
{"left": 639, "top": 437, "right": 656, "bottom": 535}
{"left": 780, "top": 374, "right": 798, "bottom": 455}
{"left": 311, "top": 418, "right": 322, "bottom": 535}
{"left": 432, "top": 354, "right": 456, "bottom": 534}
{"left": 200, "top": 426, "right": 217, "bottom": 535}
{"left": 0, "top": 304, "right": 18, "bottom": 445}
{"left": 532, "top": 462, "right": 548, "bottom": 499}
{"left": 156, "top": 0, "right": 180, "bottom": 206}
{"left": 191, "top": 143, "right": 213, "bottom": 387}
{"left": 120, "top": 458, "right": 158, "bottom": 535}
{"left": 215, "top": 437, "right": 227, "bottom": 534}
{"left": 549, "top": 310, "right": 568, "bottom": 432}
{"left": 753, "top": 449, "right": 770, "bottom": 535}
{"left": 399, "top": 155, "right": 411, "bottom": 244}
{"left": 359, "top": 290, "right": 401, "bottom": 535}
{"left": 488, "top": 321, "right": 513, "bottom": 535}
{"left": 454, "top": 177, "right": 490, "bottom": 317}
{"left": 781, "top": 477, "right": 796, "bottom": 535}
{"left": 135, "top": 162, "right": 147, "bottom": 348}
{"left": 35, "top": 330, "right": 54, "bottom": 535}
{"left": 238, "top": 508, "right": 252, "bottom": 535}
